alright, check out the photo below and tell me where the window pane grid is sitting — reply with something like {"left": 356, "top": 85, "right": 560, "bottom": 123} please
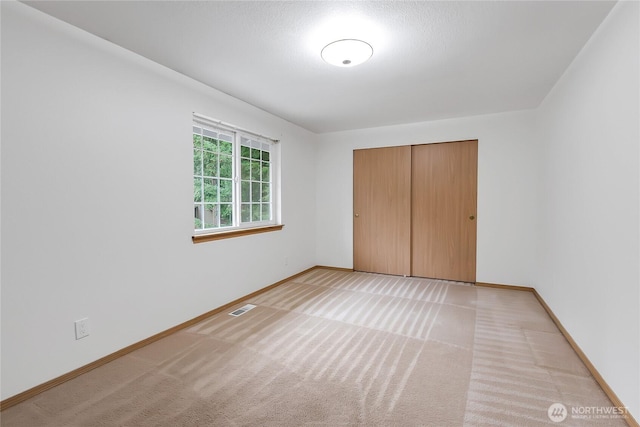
{"left": 239, "top": 137, "right": 272, "bottom": 224}
{"left": 195, "top": 120, "right": 275, "bottom": 232}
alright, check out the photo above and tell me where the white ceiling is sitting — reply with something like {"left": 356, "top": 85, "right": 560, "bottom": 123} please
{"left": 24, "top": 1, "right": 616, "bottom": 133}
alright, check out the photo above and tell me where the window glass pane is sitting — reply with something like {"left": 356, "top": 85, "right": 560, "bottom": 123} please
{"left": 203, "top": 136, "right": 218, "bottom": 152}
{"left": 203, "top": 152, "right": 218, "bottom": 177}
{"left": 194, "top": 178, "right": 202, "bottom": 203}
{"left": 262, "top": 150, "right": 269, "bottom": 161}
{"left": 261, "top": 183, "right": 270, "bottom": 202}
{"left": 241, "top": 204, "right": 251, "bottom": 222}
{"left": 193, "top": 149, "right": 202, "bottom": 175}
{"left": 261, "top": 161, "right": 270, "bottom": 181}
{"left": 241, "top": 158, "right": 251, "bottom": 180}
{"left": 251, "top": 182, "right": 261, "bottom": 202}
{"left": 220, "top": 140, "right": 232, "bottom": 155}
{"left": 193, "top": 133, "right": 202, "bottom": 148}
{"left": 204, "top": 204, "right": 218, "bottom": 228}
{"left": 219, "top": 154, "right": 232, "bottom": 178}
{"left": 203, "top": 178, "right": 218, "bottom": 203}
{"left": 219, "top": 179, "right": 232, "bottom": 203}
{"left": 251, "top": 148, "right": 261, "bottom": 160}
{"left": 241, "top": 145, "right": 251, "bottom": 158}
{"left": 220, "top": 204, "right": 233, "bottom": 226}
{"left": 262, "top": 203, "right": 270, "bottom": 220}
{"left": 203, "top": 128, "right": 217, "bottom": 138}
{"left": 194, "top": 204, "right": 203, "bottom": 229}
{"left": 251, "top": 160, "right": 260, "bottom": 180}
{"left": 241, "top": 181, "right": 250, "bottom": 202}
{"left": 251, "top": 203, "right": 261, "bottom": 221}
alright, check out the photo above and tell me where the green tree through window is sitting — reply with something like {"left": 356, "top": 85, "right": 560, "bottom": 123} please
{"left": 193, "top": 118, "right": 276, "bottom": 233}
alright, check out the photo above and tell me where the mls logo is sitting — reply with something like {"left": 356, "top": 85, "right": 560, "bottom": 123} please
{"left": 548, "top": 403, "right": 568, "bottom": 422}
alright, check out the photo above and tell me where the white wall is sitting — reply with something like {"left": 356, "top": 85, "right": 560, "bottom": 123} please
{"left": 535, "top": 1, "right": 639, "bottom": 419}
{"left": 315, "top": 110, "right": 539, "bottom": 287}
{"left": 0, "top": 2, "right": 317, "bottom": 400}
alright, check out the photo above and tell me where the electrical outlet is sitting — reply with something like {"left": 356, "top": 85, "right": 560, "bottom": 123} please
{"left": 74, "top": 318, "right": 90, "bottom": 340}
{"left": 284, "top": 256, "right": 289, "bottom": 266}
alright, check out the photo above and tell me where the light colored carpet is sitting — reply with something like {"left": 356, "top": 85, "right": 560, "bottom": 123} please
{"left": 1, "top": 269, "right": 626, "bottom": 426}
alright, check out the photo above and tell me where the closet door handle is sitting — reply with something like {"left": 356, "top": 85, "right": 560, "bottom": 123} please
{"left": 355, "top": 213, "right": 360, "bottom": 218}
{"left": 469, "top": 215, "right": 475, "bottom": 220}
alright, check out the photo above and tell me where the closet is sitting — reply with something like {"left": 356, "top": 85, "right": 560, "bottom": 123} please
{"left": 353, "top": 140, "right": 477, "bottom": 282}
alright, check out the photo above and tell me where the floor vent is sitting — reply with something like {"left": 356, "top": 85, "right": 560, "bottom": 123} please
{"left": 229, "top": 304, "right": 256, "bottom": 317}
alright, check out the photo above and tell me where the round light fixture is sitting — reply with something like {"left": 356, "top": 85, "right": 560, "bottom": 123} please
{"left": 321, "top": 39, "right": 373, "bottom": 67}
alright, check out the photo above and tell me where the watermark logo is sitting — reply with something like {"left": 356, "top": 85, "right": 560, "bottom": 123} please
{"left": 547, "top": 403, "right": 629, "bottom": 422}
{"left": 548, "top": 403, "right": 568, "bottom": 423}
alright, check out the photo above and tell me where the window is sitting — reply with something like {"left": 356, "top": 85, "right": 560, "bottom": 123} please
{"left": 193, "top": 114, "right": 278, "bottom": 236}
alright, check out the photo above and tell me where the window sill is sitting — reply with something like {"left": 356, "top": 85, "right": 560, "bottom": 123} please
{"left": 192, "top": 224, "right": 284, "bottom": 244}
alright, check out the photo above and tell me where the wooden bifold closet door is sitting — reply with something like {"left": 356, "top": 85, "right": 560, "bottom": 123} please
{"left": 353, "top": 140, "right": 477, "bottom": 282}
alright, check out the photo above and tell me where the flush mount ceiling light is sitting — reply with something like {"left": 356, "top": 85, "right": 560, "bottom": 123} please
{"left": 321, "top": 39, "right": 373, "bottom": 67}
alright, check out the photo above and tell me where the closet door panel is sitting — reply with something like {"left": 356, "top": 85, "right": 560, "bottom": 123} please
{"left": 353, "top": 146, "right": 411, "bottom": 276}
{"left": 411, "top": 141, "right": 477, "bottom": 282}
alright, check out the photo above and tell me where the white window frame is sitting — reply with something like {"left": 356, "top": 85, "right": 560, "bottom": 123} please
{"left": 193, "top": 113, "right": 280, "bottom": 236}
